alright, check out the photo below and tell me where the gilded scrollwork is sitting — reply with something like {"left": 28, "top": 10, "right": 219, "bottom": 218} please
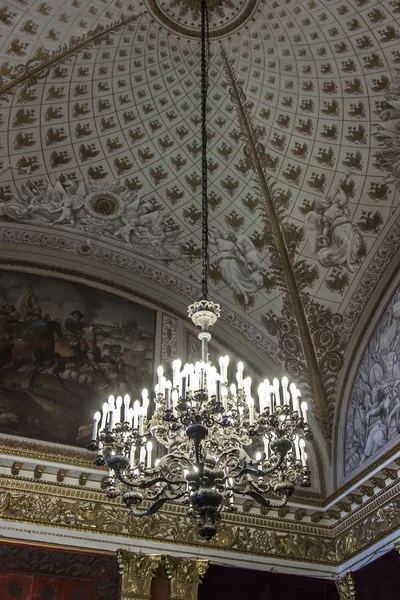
{"left": 165, "top": 556, "right": 209, "bottom": 600}
{"left": 1, "top": 476, "right": 400, "bottom": 567}
{"left": 336, "top": 571, "right": 356, "bottom": 600}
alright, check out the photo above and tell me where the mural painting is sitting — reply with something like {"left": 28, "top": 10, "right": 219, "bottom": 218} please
{"left": 345, "top": 284, "right": 400, "bottom": 474}
{"left": 0, "top": 271, "right": 155, "bottom": 446}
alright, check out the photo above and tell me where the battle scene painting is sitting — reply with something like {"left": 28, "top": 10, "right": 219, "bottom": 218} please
{"left": 0, "top": 271, "right": 155, "bottom": 446}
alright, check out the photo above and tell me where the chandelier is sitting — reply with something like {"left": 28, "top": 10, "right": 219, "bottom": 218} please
{"left": 87, "top": 0, "right": 312, "bottom": 541}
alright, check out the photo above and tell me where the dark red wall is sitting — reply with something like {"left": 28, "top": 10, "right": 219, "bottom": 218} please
{"left": 355, "top": 549, "right": 400, "bottom": 599}
{"left": 198, "top": 564, "right": 338, "bottom": 600}
{"left": 0, "top": 541, "right": 120, "bottom": 600}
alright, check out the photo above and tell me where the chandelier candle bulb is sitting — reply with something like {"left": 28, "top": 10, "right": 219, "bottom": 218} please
{"left": 172, "top": 389, "right": 179, "bottom": 417}
{"left": 263, "top": 379, "right": 270, "bottom": 412}
{"left": 236, "top": 362, "right": 243, "bottom": 389}
{"left": 216, "top": 379, "right": 221, "bottom": 404}
{"left": 247, "top": 396, "right": 254, "bottom": 426}
{"left": 138, "top": 409, "right": 144, "bottom": 436}
{"left": 282, "top": 377, "right": 289, "bottom": 405}
{"left": 92, "top": 412, "right": 101, "bottom": 440}
{"left": 294, "top": 437, "right": 301, "bottom": 460}
{"left": 139, "top": 444, "right": 146, "bottom": 465}
{"left": 146, "top": 441, "right": 153, "bottom": 468}
{"left": 301, "top": 401, "right": 308, "bottom": 424}
{"left": 290, "top": 383, "right": 299, "bottom": 414}
{"left": 123, "top": 394, "right": 130, "bottom": 422}
{"left": 172, "top": 359, "right": 181, "bottom": 388}
{"left": 100, "top": 402, "right": 109, "bottom": 432}
{"left": 157, "top": 366, "right": 163, "bottom": 389}
{"left": 200, "top": 366, "right": 205, "bottom": 390}
{"left": 128, "top": 408, "right": 134, "bottom": 429}
{"left": 165, "top": 381, "right": 171, "bottom": 411}
{"left": 108, "top": 409, "right": 115, "bottom": 433}
{"left": 97, "top": 440, "right": 103, "bottom": 457}
{"left": 181, "top": 376, "right": 187, "bottom": 400}
{"left": 133, "top": 400, "right": 140, "bottom": 430}
{"left": 221, "top": 384, "right": 228, "bottom": 411}
{"left": 115, "top": 396, "right": 122, "bottom": 424}
{"left": 273, "top": 378, "right": 281, "bottom": 406}
{"left": 258, "top": 384, "right": 264, "bottom": 413}
{"left": 269, "top": 385, "right": 275, "bottom": 414}
{"left": 219, "top": 356, "right": 225, "bottom": 382}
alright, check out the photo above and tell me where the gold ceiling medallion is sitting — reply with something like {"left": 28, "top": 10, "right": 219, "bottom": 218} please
{"left": 144, "top": 0, "right": 259, "bottom": 39}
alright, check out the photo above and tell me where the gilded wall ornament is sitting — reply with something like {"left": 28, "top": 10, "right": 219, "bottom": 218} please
{"left": 117, "top": 550, "right": 162, "bottom": 600}
{"left": 164, "top": 556, "right": 209, "bottom": 600}
{"left": 336, "top": 571, "right": 356, "bottom": 600}
{"left": 1, "top": 476, "right": 400, "bottom": 568}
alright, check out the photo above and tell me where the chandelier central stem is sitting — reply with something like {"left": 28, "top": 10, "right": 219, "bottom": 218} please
{"left": 200, "top": 0, "right": 209, "bottom": 301}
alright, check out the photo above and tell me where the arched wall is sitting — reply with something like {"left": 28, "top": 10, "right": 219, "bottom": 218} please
{"left": 335, "top": 270, "right": 400, "bottom": 485}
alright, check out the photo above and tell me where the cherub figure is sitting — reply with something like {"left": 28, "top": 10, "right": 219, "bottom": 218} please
{"left": 49, "top": 199, "right": 84, "bottom": 225}
{"left": 304, "top": 174, "right": 363, "bottom": 272}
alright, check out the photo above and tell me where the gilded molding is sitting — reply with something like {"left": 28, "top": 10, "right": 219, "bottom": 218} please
{"left": 336, "top": 571, "right": 356, "bottom": 600}
{"left": 165, "top": 556, "right": 209, "bottom": 600}
{"left": 0, "top": 435, "right": 101, "bottom": 469}
{"left": 117, "top": 550, "right": 162, "bottom": 600}
{"left": 0, "top": 475, "right": 400, "bottom": 567}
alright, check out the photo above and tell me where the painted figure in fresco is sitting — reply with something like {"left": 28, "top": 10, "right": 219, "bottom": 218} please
{"left": 209, "top": 227, "right": 264, "bottom": 305}
{"left": 64, "top": 310, "right": 86, "bottom": 364}
{"left": 0, "top": 274, "right": 155, "bottom": 446}
{"left": 345, "top": 288, "right": 400, "bottom": 474}
{"left": 304, "top": 174, "right": 363, "bottom": 273}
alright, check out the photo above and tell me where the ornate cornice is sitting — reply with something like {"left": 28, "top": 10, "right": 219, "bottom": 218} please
{"left": 1, "top": 474, "right": 399, "bottom": 568}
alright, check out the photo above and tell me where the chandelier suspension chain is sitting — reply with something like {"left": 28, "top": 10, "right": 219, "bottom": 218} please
{"left": 200, "top": 0, "right": 210, "bottom": 300}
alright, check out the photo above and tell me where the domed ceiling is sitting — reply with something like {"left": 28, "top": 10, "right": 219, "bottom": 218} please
{"left": 0, "top": 0, "right": 399, "bottom": 452}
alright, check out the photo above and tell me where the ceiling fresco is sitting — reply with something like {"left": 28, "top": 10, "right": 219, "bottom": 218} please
{"left": 0, "top": 0, "right": 399, "bottom": 450}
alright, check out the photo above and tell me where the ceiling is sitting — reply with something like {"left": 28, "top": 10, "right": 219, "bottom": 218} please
{"left": 0, "top": 0, "right": 399, "bottom": 457}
